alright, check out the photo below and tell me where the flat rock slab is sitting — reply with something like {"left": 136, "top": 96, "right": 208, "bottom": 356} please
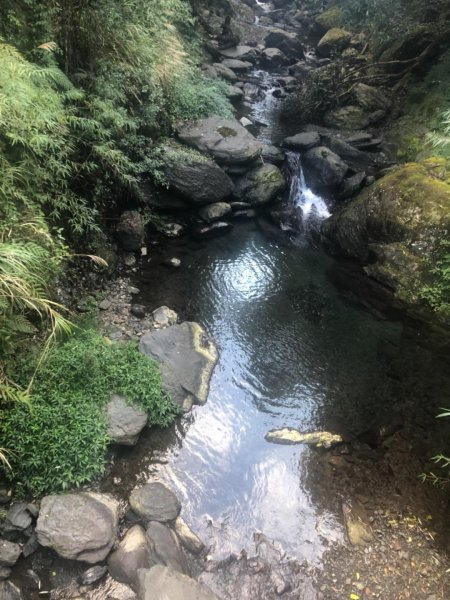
{"left": 164, "top": 158, "right": 234, "bottom": 204}
{"left": 139, "top": 322, "right": 218, "bottom": 412}
{"left": 106, "top": 394, "right": 148, "bottom": 446}
{"left": 36, "top": 493, "right": 119, "bottom": 563}
{"left": 129, "top": 482, "right": 181, "bottom": 523}
{"left": 265, "top": 428, "right": 343, "bottom": 448}
{"left": 177, "top": 116, "right": 263, "bottom": 166}
{"left": 146, "top": 521, "right": 188, "bottom": 574}
{"left": 137, "top": 565, "right": 220, "bottom": 600}
{"left": 283, "top": 132, "right": 320, "bottom": 151}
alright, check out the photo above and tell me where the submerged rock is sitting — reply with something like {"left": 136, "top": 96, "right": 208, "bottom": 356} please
{"left": 233, "top": 164, "right": 286, "bottom": 205}
{"left": 129, "top": 482, "right": 181, "bottom": 524}
{"left": 177, "top": 116, "right": 263, "bottom": 166}
{"left": 137, "top": 565, "right": 220, "bottom": 600}
{"left": 146, "top": 521, "right": 188, "bottom": 574}
{"left": 265, "top": 428, "right": 343, "bottom": 448}
{"left": 199, "top": 202, "right": 232, "bottom": 223}
{"left": 106, "top": 394, "right": 148, "bottom": 446}
{"left": 139, "top": 322, "right": 218, "bottom": 411}
{"left": 108, "top": 525, "right": 152, "bottom": 589}
{"left": 36, "top": 493, "right": 119, "bottom": 563}
{"left": 342, "top": 499, "right": 374, "bottom": 546}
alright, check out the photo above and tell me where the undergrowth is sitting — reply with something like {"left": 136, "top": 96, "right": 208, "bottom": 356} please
{"left": 0, "top": 330, "right": 177, "bottom": 496}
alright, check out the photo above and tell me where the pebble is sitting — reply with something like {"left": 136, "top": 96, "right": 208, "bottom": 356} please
{"left": 164, "top": 257, "right": 181, "bottom": 268}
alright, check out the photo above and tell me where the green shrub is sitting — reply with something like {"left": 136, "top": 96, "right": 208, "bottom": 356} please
{"left": 0, "top": 330, "right": 177, "bottom": 496}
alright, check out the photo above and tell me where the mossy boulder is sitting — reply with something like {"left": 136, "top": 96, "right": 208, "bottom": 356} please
{"left": 317, "top": 28, "right": 352, "bottom": 58}
{"left": 322, "top": 158, "right": 450, "bottom": 308}
{"left": 233, "top": 164, "right": 286, "bottom": 205}
{"left": 315, "top": 7, "right": 344, "bottom": 31}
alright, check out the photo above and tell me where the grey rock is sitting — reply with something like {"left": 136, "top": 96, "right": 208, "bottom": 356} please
{"left": 352, "top": 83, "right": 391, "bottom": 113}
{"left": 264, "top": 29, "right": 303, "bottom": 57}
{"left": 234, "top": 164, "right": 285, "bottom": 205}
{"left": 131, "top": 304, "right": 146, "bottom": 319}
{"left": 261, "top": 47, "right": 287, "bottom": 67}
{"left": 220, "top": 59, "right": 252, "bottom": 71}
{"left": 303, "top": 146, "right": 348, "bottom": 187}
{"left": 174, "top": 517, "right": 205, "bottom": 555}
{"left": 137, "top": 565, "right": 220, "bottom": 600}
{"left": 146, "top": 521, "right": 188, "bottom": 574}
{"left": 36, "top": 493, "right": 119, "bottom": 563}
{"left": 226, "top": 86, "right": 244, "bottom": 103}
{"left": 324, "top": 106, "right": 371, "bottom": 130}
{"left": 219, "top": 45, "right": 259, "bottom": 62}
{"left": 283, "top": 132, "right": 320, "bottom": 151}
{"left": 163, "top": 223, "right": 184, "bottom": 238}
{"left": 230, "top": 202, "right": 251, "bottom": 210}
{"left": 123, "top": 253, "right": 137, "bottom": 267}
{"left": 0, "top": 566, "right": 11, "bottom": 580}
{"left": 98, "top": 299, "right": 112, "bottom": 311}
{"left": 139, "top": 322, "right": 218, "bottom": 411}
{"left": 0, "top": 539, "right": 21, "bottom": 567}
{"left": 164, "top": 257, "right": 181, "bottom": 268}
{"left": 317, "top": 28, "right": 352, "bottom": 57}
{"left": 193, "top": 221, "right": 233, "bottom": 239}
{"left": 199, "top": 202, "right": 232, "bottom": 223}
{"left": 129, "top": 482, "right": 181, "bottom": 524}
{"left": 211, "top": 63, "right": 237, "bottom": 82}
{"left": 22, "top": 532, "right": 39, "bottom": 558}
{"left": 321, "top": 135, "right": 388, "bottom": 172}
{"left": 152, "top": 306, "right": 178, "bottom": 328}
{"left": 261, "top": 145, "right": 285, "bottom": 165}
{"left": 2, "top": 503, "right": 32, "bottom": 533}
{"left": 108, "top": 525, "right": 152, "bottom": 589}
{"left": 79, "top": 565, "right": 108, "bottom": 586}
{"left": 177, "top": 117, "right": 263, "bottom": 166}
{"left": 164, "top": 158, "right": 234, "bottom": 205}
{"left": 239, "top": 116, "right": 253, "bottom": 128}
{"left": 106, "top": 394, "right": 148, "bottom": 446}
{"left": 116, "top": 211, "right": 145, "bottom": 252}
{"left": 0, "top": 581, "right": 22, "bottom": 600}
{"left": 338, "top": 172, "right": 366, "bottom": 200}
{"left": 231, "top": 209, "right": 257, "bottom": 219}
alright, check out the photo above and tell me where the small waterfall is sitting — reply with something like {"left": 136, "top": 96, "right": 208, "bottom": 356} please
{"left": 287, "top": 153, "right": 330, "bottom": 232}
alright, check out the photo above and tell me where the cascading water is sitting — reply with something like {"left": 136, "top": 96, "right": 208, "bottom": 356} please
{"left": 287, "top": 152, "right": 330, "bottom": 233}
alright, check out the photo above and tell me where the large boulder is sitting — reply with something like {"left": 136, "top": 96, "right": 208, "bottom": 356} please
{"left": 220, "top": 58, "right": 253, "bottom": 71}
{"left": 322, "top": 158, "right": 450, "bottom": 307}
{"left": 108, "top": 525, "right": 152, "bottom": 589}
{"left": 317, "top": 28, "right": 352, "bottom": 57}
{"left": 352, "top": 83, "right": 392, "bottom": 113}
{"left": 177, "top": 117, "right": 263, "bottom": 166}
{"left": 160, "top": 143, "right": 234, "bottom": 204}
{"left": 211, "top": 63, "right": 237, "bottom": 82}
{"left": 116, "top": 211, "right": 145, "bottom": 252}
{"left": 137, "top": 565, "right": 220, "bottom": 600}
{"left": 139, "top": 322, "right": 218, "bottom": 412}
{"left": 0, "top": 581, "right": 22, "bottom": 600}
{"left": 324, "top": 106, "right": 371, "bottom": 130}
{"left": 106, "top": 394, "right": 148, "bottom": 446}
{"left": 233, "top": 164, "right": 286, "bottom": 205}
{"left": 264, "top": 29, "right": 303, "bottom": 58}
{"left": 283, "top": 131, "right": 320, "bottom": 152}
{"left": 129, "top": 482, "right": 181, "bottom": 524}
{"left": 320, "top": 135, "right": 387, "bottom": 172}
{"left": 36, "top": 493, "right": 119, "bottom": 563}
{"left": 261, "top": 48, "right": 288, "bottom": 68}
{"left": 174, "top": 517, "right": 205, "bottom": 555}
{"left": 146, "top": 521, "right": 188, "bottom": 574}
{"left": 302, "top": 146, "right": 348, "bottom": 188}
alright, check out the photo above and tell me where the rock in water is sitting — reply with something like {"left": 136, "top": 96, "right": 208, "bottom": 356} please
{"left": 108, "top": 525, "right": 152, "bottom": 589}
{"left": 106, "top": 394, "right": 148, "bottom": 446}
{"left": 129, "top": 482, "right": 181, "bottom": 523}
{"left": 174, "top": 517, "right": 205, "bottom": 555}
{"left": 137, "top": 565, "right": 220, "bottom": 600}
{"left": 146, "top": 521, "right": 188, "bottom": 574}
{"left": 283, "top": 132, "right": 320, "bottom": 151}
{"left": 303, "top": 146, "right": 348, "bottom": 188}
{"left": 199, "top": 202, "right": 232, "bottom": 223}
{"left": 342, "top": 499, "right": 374, "bottom": 545}
{"left": 36, "top": 493, "right": 119, "bottom": 563}
{"left": 139, "top": 322, "right": 218, "bottom": 412}
{"left": 265, "top": 428, "right": 343, "bottom": 448}
{"left": 233, "top": 164, "right": 286, "bottom": 205}
{"left": 152, "top": 306, "right": 178, "bottom": 329}
{"left": 177, "top": 117, "right": 263, "bottom": 166}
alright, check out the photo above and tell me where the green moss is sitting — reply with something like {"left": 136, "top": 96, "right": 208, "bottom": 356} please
{"left": 315, "top": 7, "right": 344, "bottom": 29}
{"left": 217, "top": 126, "right": 238, "bottom": 138}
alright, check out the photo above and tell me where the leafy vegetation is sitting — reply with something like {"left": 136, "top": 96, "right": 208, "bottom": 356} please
{"left": 0, "top": 330, "right": 177, "bottom": 496}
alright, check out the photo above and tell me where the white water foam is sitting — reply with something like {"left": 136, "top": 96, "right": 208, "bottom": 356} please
{"left": 288, "top": 153, "right": 330, "bottom": 229}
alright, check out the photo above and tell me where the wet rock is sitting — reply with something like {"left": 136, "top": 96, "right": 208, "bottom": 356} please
{"left": 129, "top": 482, "right": 181, "bottom": 524}
{"left": 262, "top": 47, "right": 288, "bottom": 67}
{"left": 321, "top": 135, "right": 387, "bottom": 172}
{"left": 262, "top": 145, "right": 285, "bottom": 165}
{"left": 139, "top": 322, "right": 218, "bottom": 411}
{"left": 108, "top": 525, "right": 152, "bottom": 589}
{"left": 163, "top": 223, "right": 185, "bottom": 239}
{"left": 239, "top": 117, "right": 253, "bottom": 128}
{"left": 226, "top": 85, "right": 244, "bottom": 103}
{"left": 338, "top": 172, "right": 366, "bottom": 200}
{"left": 137, "top": 565, "right": 219, "bottom": 600}
{"left": 0, "top": 581, "right": 22, "bottom": 599}
{"left": 164, "top": 257, "right": 181, "bottom": 268}
{"left": 234, "top": 164, "right": 285, "bottom": 205}
{"left": 36, "top": 492, "right": 119, "bottom": 563}
{"left": 79, "top": 565, "right": 108, "bottom": 586}
{"left": 146, "top": 521, "right": 188, "bottom": 574}
{"left": 116, "top": 211, "right": 145, "bottom": 252}
{"left": 231, "top": 209, "right": 257, "bottom": 219}
{"left": 193, "top": 221, "right": 233, "bottom": 240}
{"left": 174, "top": 517, "right": 205, "bottom": 555}
{"left": 230, "top": 201, "right": 251, "bottom": 210}
{"left": 152, "top": 306, "right": 178, "bottom": 329}
{"left": 0, "top": 566, "right": 11, "bottom": 580}
{"left": 199, "top": 202, "right": 232, "bottom": 223}
{"left": 219, "top": 45, "right": 259, "bottom": 62}
{"left": 221, "top": 58, "right": 252, "bottom": 72}
{"left": 106, "top": 394, "right": 148, "bottom": 446}
{"left": 264, "top": 29, "right": 303, "bottom": 58}
{"left": 342, "top": 499, "right": 374, "bottom": 545}
{"left": 303, "top": 146, "right": 348, "bottom": 188}
{"left": 317, "top": 28, "right": 352, "bottom": 57}
{"left": 177, "top": 116, "right": 263, "bottom": 166}
{"left": 283, "top": 131, "right": 320, "bottom": 151}
{"left": 0, "top": 539, "right": 21, "bottom": 567}
{"left": 265, "top": 428, "right": 343, "bottom": 448}
{"left": 131, "top": 304, "right": 146, "bottom": 319}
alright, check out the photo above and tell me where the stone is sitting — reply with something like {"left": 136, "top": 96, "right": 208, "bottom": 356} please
{"left": 342, "top": 500, "right": 374, "bottom": 545}
{"left": 220, "top": 59, "right": 252, "bottom": 71}
{"left": 152, "top": 306, "right": 178, "bottom": 328}
{"left": 177, "top": 116, "right": 263, "bottom": 166}
{"left": 36, "top": 492, "right": 119, "bottom": 563}
{"left": 239, "top": 117, "right": 253, "bottom": 128}
{"left": 137, "top": 565, "right": 220, "bottom": 600}
{"left": 315, "top": 6, "right": 344, "bottom": 30}
{"left": 324, "top": 106, "right": 371, "bottom": 130}
{"left": 108, "top": 525, "right": 152, "bottom": 589}
{"left": 129, "top": 482, "right": 181, "bottom": 523}
{"left": 174, "top": 517, "right": 205, "bottom": 555}
{"left": 231, "top": 209, "right": 257, "bottom": 219}
{"left": 233, "top": 164, "right": 285, "bottom": 205}
{"left": 283, "top": 132, "right": 320, "bottom": 151}
{"left": 226, "top": 86, "right": 244, "bottom": 103}
{"left": 199, "top": 202, "right": 232, "bottom": 223}
{"left": 338, "top": 172, "right": 366, "bottom": 200}
{"left": 22, "top": 532, "right": 39, "bottom": 558}
{"left": 0, "top": 567, "right": 11, "bottom": 580}
{"left": 211, "top": 63, "right": 237, "bottom": 82}
{"left": 79, "top": 565, "right": 108, "bottom": 586}
{"left": 131, "top": 304, "right": 146, "bottom": 319}
{"left": 264, "top": 29, "right": 303, "bottom": 58}
{"left": 317, "top": 28, "right": 352, "bottom": 57}
{"left": 116, "top": 211, "right": 145, "bottom": 252}
{"left": 146, "top": 521, "right": 188, "bottom": 574}
{"left": 106, "top": 394, "right": 148, "bottom": 446}
{"left": 123, "top": 253, "right": 137, "bottom": 267}
{"left": 303, "top": 146, "right": 348, "bottom": 187}
{"left": 265, "top": 428, "right": 343, "bottom": 448}
{"left": 0, "top": 539, "right": 21, "bottom": 567}
{"left": 0, "top": 581, "right": 22, "bottom": 600}
{"left": 193, "top": 221, "right": 233, "bottom": 239}
{"left": 163, "top": 223, "right": 184, "bottom": 238}
{"left": 2, "top": 503, "right": 33, "bottom": 533}
{"left": 352, "top": 83, "right": 391, "bottom": 113}
{"left": 164, "top": 257, "right": 181, "bottom": 268}
{"left": 261, "top": 145, "right": 285, "bottom": 165}
{"left": 218, "top": 45, "right": 259, "bottom": 62}
{"left": 261, "top": 47, "right": 287, "bottom": 67}
{"left": 139, "top": 322, "right": 218, "bottom": 411}
{"left": 321, "top": 135, "right": 387, "bottom": 172}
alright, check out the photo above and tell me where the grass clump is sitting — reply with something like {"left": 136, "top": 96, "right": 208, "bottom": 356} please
{"left": 0, "top": 330, "right": 177, "bottom": 496}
